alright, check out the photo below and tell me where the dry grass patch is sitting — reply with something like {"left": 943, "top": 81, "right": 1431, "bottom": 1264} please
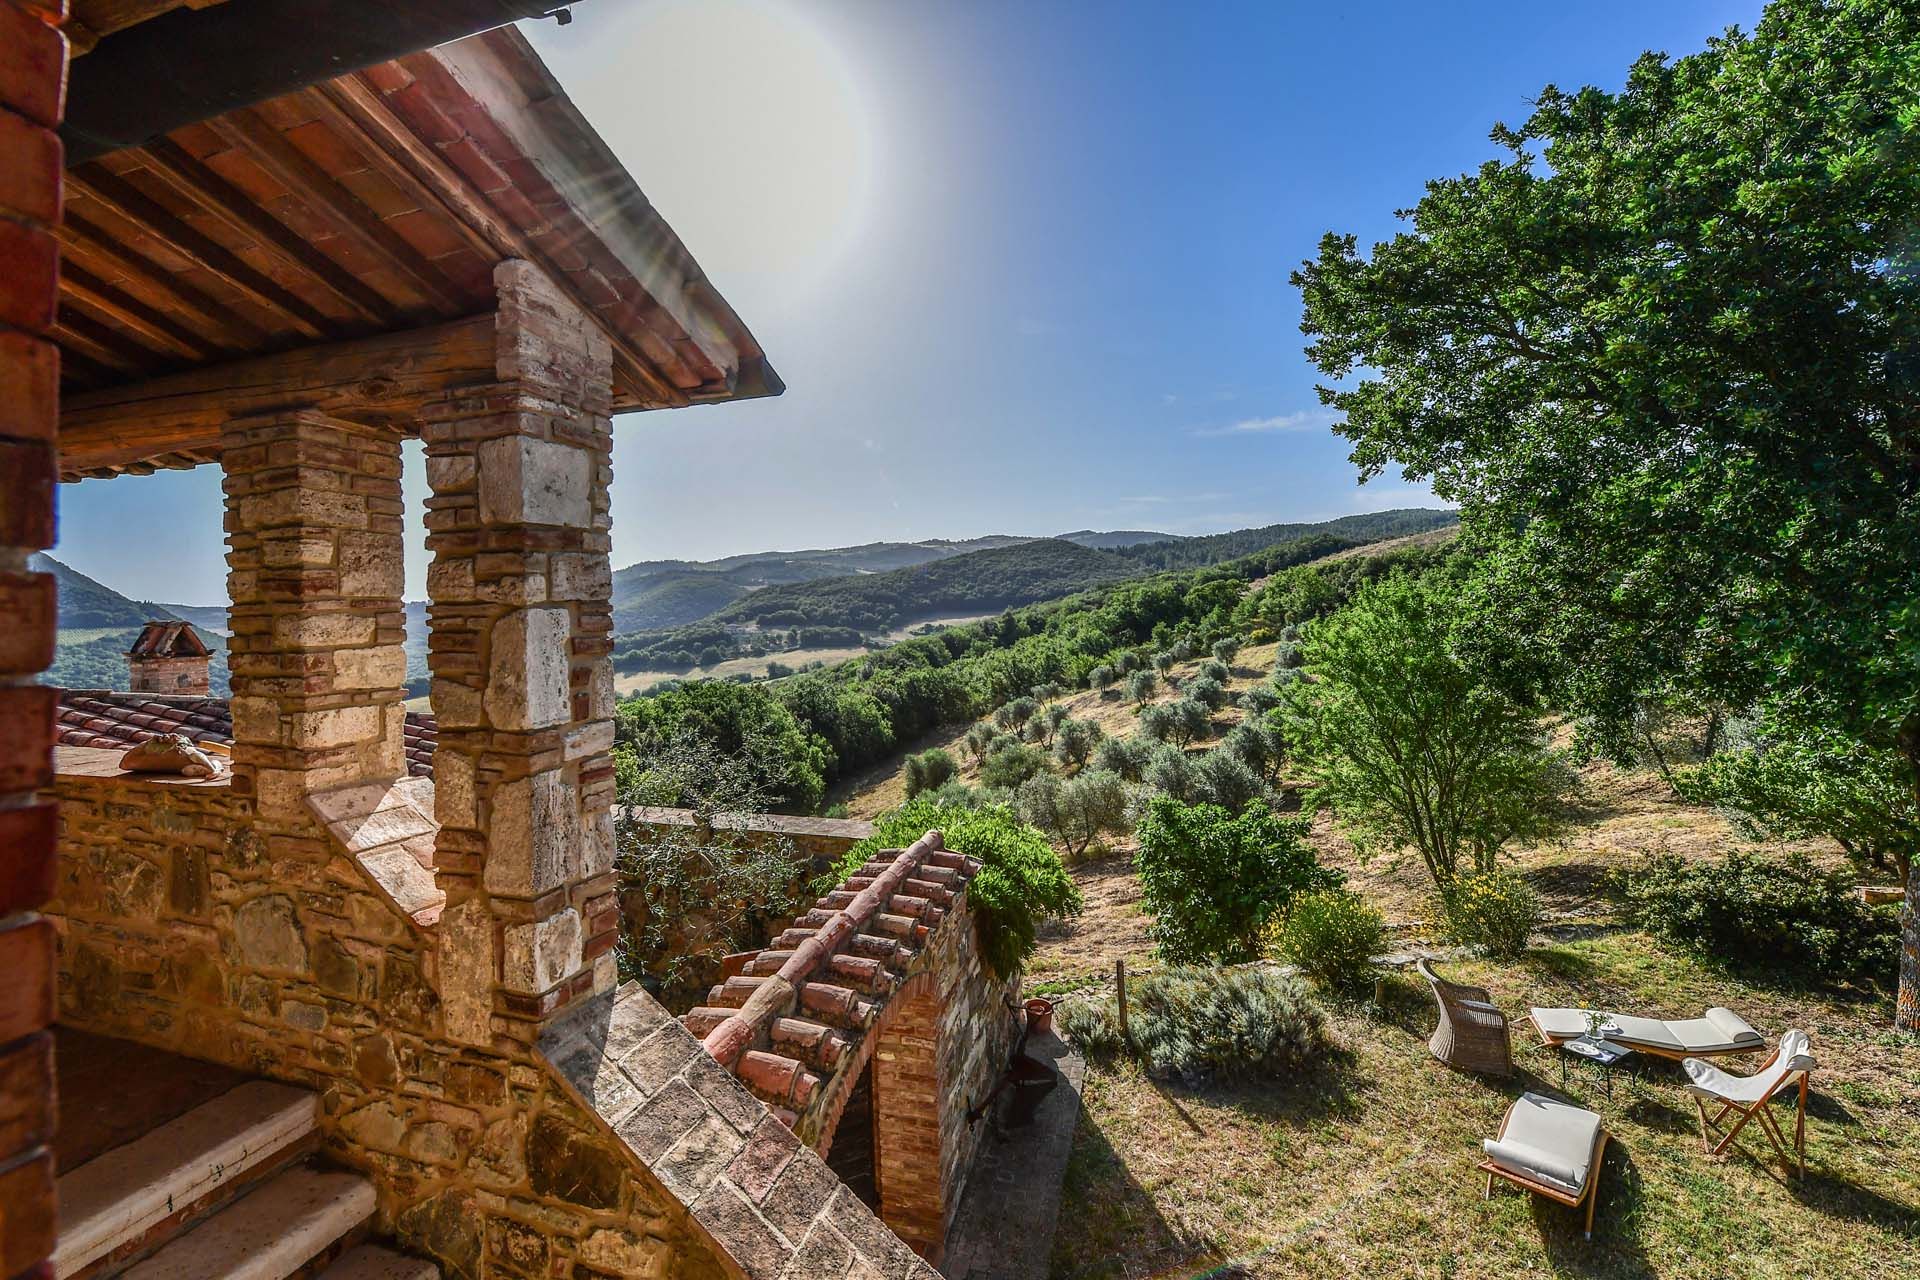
{"left": 1052, "top": 930, "right": 1920, "bottom": 1280}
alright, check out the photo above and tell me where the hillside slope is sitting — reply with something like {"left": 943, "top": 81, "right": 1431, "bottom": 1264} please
{"left": 1117, "top": 507, "right": 1457, "bottom": 569}
{"left": 711, "top": 539, "right": 1140, "bottom": 631}
{"left": 31, "top": 553, "right": 183, "bottom": 629}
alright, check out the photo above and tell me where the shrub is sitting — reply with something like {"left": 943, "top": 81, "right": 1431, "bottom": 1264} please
{"left": 1126, "top": 669, "right": 1159, "bottom": 706}
{"left": 1087, "top": 664, "right": 1117, "bottom": 692}
{"left": 1144, "top": 743, "right": 1203, "bottom": 802}
{"left": 1168, "top": 637, "right": 1196, "bottom": 662}
{"left": 1239, "top": 685, "right": 1282, "bottom": 716}
{"left": 1274, "top": 640, "right": 1304, "bottom": 671}
{"left": 903, "top": 748, "right": 957, "bottom": 798}
{"left": 1053, "top": 717, "right": 1104, "bottom": 770}
{"left": 1031, "top": 682, "right": 1065, "bottom": 703}
{"left": 1195, "top": 749, "right": 1268, "bottom": 812}
{"left": 1617, "top": 851, "right": 1899, "bottom": 984}
{"left": 962, "top": 721, "right": 996, "bottom": 763}
{"left": 1115, "top": 650, "right": 1143, "bottom": 675}
{"left": 1275, "top": 889, "right": 1386, "bottom": 994}
{"left": 1436, "top": 868, "right": 1540, "bottom": 958}
{"left": 1221, "top": 718, "right": 1285, "bottom": 782}
{"left": 994, "top": 696, "right": 1039, "bottom": 732}
{"left": 838, "top": 798, "right": 1081, "bottom": 980}
{"left": 1196, "top": 658, "right": 1230, "bottom": 684}
{"left": 1135, "top": 795, "right": 1337, "bottom": 963}
{"left": 1152, "top": 650, "right": 1177, "bottom": 675}
{"left": 1019, "top": 768, "right": 1131, "bottom": 859}
{"left": 1057, "top": 966, "right": 1328, "bottom": 1082}
{"left": 1169, "top": 697, "right": 1214, "bottom": 745}
{"left": 1211, "top": 637, "right": 1241, "bottom": 666}
{"left": 1094, "top": 734, "right": 1153, "bottom": 782}
{"left": 1185, "top": 674, "right": 1231, "bottom": 711}
{"left": 1137, "top": 702, "right": 1176, "bottom": 743}
{"left": 979, "top": 741, "right": 1050, "bottom": 789}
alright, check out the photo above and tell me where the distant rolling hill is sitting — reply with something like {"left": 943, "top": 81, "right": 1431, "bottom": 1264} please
{"left": 1115, "top": 508, "right": 1457, "bottom": 570}
{"left": 1056, "top": 529, "right": 1179, "bottom": 550}
{"left": 708, "top": 539, "right": 1141, "bottom": 633}
{"left": 31, "top": 553, "right": 184, "bottom": 630}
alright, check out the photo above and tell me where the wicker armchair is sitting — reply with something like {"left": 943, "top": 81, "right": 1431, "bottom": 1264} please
{"left": 1418, "top": 957, "right": 1512, "bottom": 1077}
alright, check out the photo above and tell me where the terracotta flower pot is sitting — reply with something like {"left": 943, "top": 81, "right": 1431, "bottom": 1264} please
{"left": 1024, "top": 997, "right": 1055, "bottom": 1036}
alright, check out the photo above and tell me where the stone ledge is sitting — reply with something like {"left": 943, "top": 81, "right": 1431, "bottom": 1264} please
{"left": 540, "top": 985, "right": 940, "bottom": 1280}
{"left": 307, "top": 776, "right": 444, "bottom": 927}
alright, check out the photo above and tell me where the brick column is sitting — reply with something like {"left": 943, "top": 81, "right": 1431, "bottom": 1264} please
{"left": 425, "top": 260, "right": 619, "bottom": 1048}
{"left": 0, "top": 2, "right": 64, "bottom": 1276}
{"left": 872, "top": 980, "right": 946, "bottom": 1259}
{"left": 221, "top": 412, "right": 409, "bottom": 822}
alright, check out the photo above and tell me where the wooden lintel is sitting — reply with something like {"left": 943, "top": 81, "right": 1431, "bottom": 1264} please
{"left": 58, "top": 312, "right": 497, "bottom": 480}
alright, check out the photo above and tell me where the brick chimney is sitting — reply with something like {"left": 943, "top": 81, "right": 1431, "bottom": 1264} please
{"left": 126, "top": 621, "right": 211, "bottom": 695}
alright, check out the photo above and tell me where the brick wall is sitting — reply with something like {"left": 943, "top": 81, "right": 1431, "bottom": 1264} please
{"left": 0, "top": 2, "right": 64, "bottom": 1275}
{"left": 127, "top": 655, "right": 211, "bottom": 696}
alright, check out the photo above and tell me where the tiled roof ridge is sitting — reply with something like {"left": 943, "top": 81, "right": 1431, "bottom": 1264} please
{"left": 683, "top": 829, "right": 984, "bottom": 1129}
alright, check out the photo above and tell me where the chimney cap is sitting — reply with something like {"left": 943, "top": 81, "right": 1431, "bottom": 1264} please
{"left": 127, "top": 621, "right": 210, "bottom": 660}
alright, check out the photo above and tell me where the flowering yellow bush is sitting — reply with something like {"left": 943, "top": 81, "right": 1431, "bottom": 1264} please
{"left": 1437, "top": 868, "right": 1539, "bottom": 958}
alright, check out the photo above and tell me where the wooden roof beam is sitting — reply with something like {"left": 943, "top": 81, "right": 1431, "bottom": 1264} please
{"left": 319, "top": 69, "right": 688, "bottom": 411}
{"left": 60, "top": 260, "right": 230, "bottom": 363}
{"left": 67, "top": 167, "right": 342, "bottom": 341}
{"left": 58, "top": 312, "right": 497, "bottom": 480}
{"left": 61, "top": 208, "right": 274, "bottom": 348}
{"left": 136, "top": 136, "right": 407, "bottom": 329}
{"left": 204, "top": 107, "right": 470, "bottom": 315}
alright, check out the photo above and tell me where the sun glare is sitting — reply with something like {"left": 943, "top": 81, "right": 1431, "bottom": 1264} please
{"left": 526, "top": 0, "right": 878, "bottom": 316}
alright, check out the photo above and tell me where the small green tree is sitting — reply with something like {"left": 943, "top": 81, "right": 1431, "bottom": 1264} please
{"left": 980, "top": 741, "right": 1050, "bottom": 789}
{"left": 1019, "top": 768, "right": 1130, "bottom": 858}
{"left": 995, "top": 696, "right": 1039, "bottom": 732}
{"left": 1211, "top": 637, "right": 1242, "bottom": 667}
{"left": 1144, "top": 743, "right": 1202, "bottom": 802}
{"left": 1053, "top": 717, "right": 1104, "bottom": 771}
{"left": 1195, "top": 658, "right": 1230, "bottom": 685}
{"left": 1152, "top": 650, "right": 1177, "bottom": 676}
{"left": 1094, "top": 734, "right": 1153, "bottom": 782}
{"left": 1127, "top": 669, "right": 1159, "bottom": 706}
{"left": 1135, "top": 794, "right": 1336, "bottom": 963}
{"left": 1087, "top": 665, "right": 1117, "bottom": 693}
{"left": 903, "top": 748, "right": 957, "bottom": 799}
{"left": 1286, "top": 573, "right": 1566, "bottom": 886}
{"left": 1196, "top": 749, "right": 1268, "bottom": 813}
{"left": 1168, "top": 697, "right": 1214, "bottom": 747}
{"left": 962, "top": 721, "right": 996, "bottom": 764}
{"left": 1221, "top": 717, "right": 1286, "bottom": 782}
{"left": 1184, "top": 674, "right": 1230, "bottom": 711}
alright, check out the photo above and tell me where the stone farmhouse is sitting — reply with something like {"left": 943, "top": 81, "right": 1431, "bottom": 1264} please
{"left": 1, "top": 4, "right": 1018, "bottom": 1279}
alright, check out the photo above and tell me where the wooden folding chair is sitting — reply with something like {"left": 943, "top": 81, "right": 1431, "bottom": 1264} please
{"left": 1683, "top": 1028, "right": 1815, "bottom": 1176}
{"left": 1478, "top": 1093, "right": 1609, "bottom": 1240}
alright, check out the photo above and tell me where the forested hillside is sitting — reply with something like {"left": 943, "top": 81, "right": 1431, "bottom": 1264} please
{"left": 32, "top": 553, "right": 184, "bottom": 629}
{"left": 710, "top": 539, "right": 1140, "bottom": 631}
{"left": 1115, "top": 507, "right": 1456, "bottom": 569}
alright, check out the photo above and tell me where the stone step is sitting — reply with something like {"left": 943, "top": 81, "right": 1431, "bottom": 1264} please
{"left": 119, "top": 1165, "right": 375, "bottom": 1280}
{"left": 55, "top": 1080, "right": 319, "bottom": 1278}
{"left": 316, "top": 1245, "right": 441, "bottom": 1280}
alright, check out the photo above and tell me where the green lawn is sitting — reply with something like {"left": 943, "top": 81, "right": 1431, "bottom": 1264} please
{"left": 1051, "top": 930, "right": 1920, "bottom": 1279}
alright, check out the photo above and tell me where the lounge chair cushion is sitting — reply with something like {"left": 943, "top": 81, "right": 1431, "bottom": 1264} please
{"left": 1531, "top": 1006, "right": 1764, "bottom": 1054}
{"left": 1483, "top": 1093, "right": 1601, "bottom": 1197}
{"left": 1684, "top": 1029, "right": 1816, "bottom": 1104}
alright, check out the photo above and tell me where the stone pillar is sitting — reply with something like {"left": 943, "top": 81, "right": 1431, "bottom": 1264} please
{"left": 0, "top": 2, "right": 64, "bottom": 1275}
{"left": 424, "top": 260, "right": 619, "bottom": 1048}
{"left": 221, "top": 411, "right": 409, "bottom": 822}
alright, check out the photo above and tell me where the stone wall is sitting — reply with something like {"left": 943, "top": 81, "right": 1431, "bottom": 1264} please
{"left": 128, "top": 655, "right": 211, "bottom": 695}
{"left": 47, "top": 767, "right": 732, "bottom": 1280}
{"left": 0, "top": 2, "right": 65, "bottom": 1274}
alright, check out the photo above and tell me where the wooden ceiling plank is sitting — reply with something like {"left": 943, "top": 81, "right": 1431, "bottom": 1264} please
{"left": 59, "top": 312, "right": 497, "bottom": 475}
{"left": 138, "top": 136, "right": 406, "bottom": 328}
{"left": 60, "top": 260, "right": 229, "bottom": 362}
{"left": 205, "top": 107, "right": 470, "bottom": 314}
{"left": 61, "top": 209, "right": 274, "bottom": 349}
{"left": 52, "top": 313, "right": 164, "bottom": 378}
{"left": 323, "top": 72, "right": 683, "bottom": 410}
{"left": 67, "top": 167, "right": 342, "bottom": 341}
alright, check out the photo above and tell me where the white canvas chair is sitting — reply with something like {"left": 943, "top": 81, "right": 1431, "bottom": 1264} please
{"left": 1478, "top": 1092, "right": 1609, "bottom": 1239}
{"left": 1683, "top": 1028, "right": 1816, "bottom": 1175}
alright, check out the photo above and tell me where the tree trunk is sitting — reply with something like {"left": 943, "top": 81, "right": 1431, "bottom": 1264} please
{"left": 1897, "top": 719, "right": 1920, "bottom": 1033}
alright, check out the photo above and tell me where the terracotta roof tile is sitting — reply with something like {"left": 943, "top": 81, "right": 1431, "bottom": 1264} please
{"left": 53, "top": 689, "right": 439, "bottom": 777}
{"left": 681, "top": 831, "right": 984, "bottom": 1121}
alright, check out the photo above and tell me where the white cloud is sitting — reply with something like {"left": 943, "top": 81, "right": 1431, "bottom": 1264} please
{"left": 1192, "top": 408, "right": 1340, "bottom": 438}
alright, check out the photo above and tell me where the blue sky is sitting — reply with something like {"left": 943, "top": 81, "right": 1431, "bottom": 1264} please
{"left": 55, "top": 0, "right": 1763, "bottom": 604}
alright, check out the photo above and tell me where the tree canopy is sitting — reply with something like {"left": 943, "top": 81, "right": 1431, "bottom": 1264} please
{"left": 1295, "top": 0, "right": 1920, "bottom": 1025}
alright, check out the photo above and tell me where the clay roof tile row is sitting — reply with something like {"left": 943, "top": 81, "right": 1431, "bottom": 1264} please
{"left": 53, "top": 689, "right": 438, "bottom": 777}
{"left": 680, "top": 830, "right": 984, "bottom": 1125}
